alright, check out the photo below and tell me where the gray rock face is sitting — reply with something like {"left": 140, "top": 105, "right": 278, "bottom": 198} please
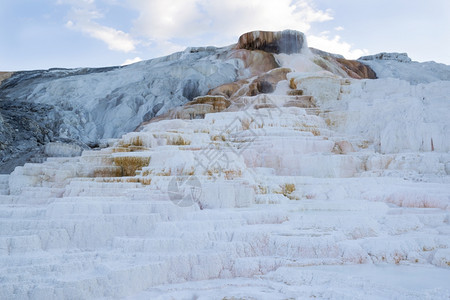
{"left": 0, "top": 100, "right": 58, "bottom": 171}
{"left": 0, "top": 47, "right": 242, "bottom": 173}
{"left": 237, "top": 30, "right": 308, "bottom": 54}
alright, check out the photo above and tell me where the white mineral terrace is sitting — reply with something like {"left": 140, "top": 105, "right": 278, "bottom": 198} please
{"left": 1, "top": 72, "right": 449, "bottom": 299}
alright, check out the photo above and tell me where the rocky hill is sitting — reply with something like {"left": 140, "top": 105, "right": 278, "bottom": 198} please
{"left": 0, "top": 30, "right": 449, "bottom": 299}
{"left": 0, "top": 30, "right": 379, "bottom": 173}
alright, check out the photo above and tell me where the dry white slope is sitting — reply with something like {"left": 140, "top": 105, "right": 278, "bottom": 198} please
{"left": 0, "top": 54, "right": 449, "bottom": 299}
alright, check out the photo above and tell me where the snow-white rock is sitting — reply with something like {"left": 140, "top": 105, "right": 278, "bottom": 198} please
{"left": 44, "top": 142, "right": 83, "bottom": 157}
{"left": 358, "top": 52, "right": 450, "bottom": 84}
{"left": 360, "top": 52, "right": 412, "bottom": 63}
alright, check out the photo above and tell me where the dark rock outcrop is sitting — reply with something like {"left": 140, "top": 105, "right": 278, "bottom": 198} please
{"left": 236, "top": 30, "right": 307, "bottom": 54}
{"left": 0, "top": 100, "right": 90, "bottom": 173}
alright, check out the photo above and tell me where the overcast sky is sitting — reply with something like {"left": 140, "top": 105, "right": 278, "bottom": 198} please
{"left": 1, "top": 0, "right": 449, "bottom": 71}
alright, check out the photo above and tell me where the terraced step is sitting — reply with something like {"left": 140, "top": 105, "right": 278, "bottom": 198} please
{"left": 0, "top": 195, "right": 16, "bottom": 205}
{"left": 305, "top": 108, "right": 322, "bottom": 115}
{"left": 0, "top": 258, "right": 168, "bottom": 299}
{"left": 0, "top": 234, "right": 44, "bottom": 254}
{"left": 16, "top": 187, "right": 65, "bottom": 199}
{"left": 0, "top": 249, "right": 232, "bottom": 299}
{"left": 0, "top": 175, "right": 10, "bottom": 184}
{"left": 0, "top": 175, "right": 9, "bottom": 195}
{"left": 0, "top": 206, "right": 47, "bottom": 218}
{"left": 247, "top": 152, "right": 367, "bottom": 177}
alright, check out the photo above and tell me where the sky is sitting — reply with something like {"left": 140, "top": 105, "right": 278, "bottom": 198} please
{"left": 0, "top": 0, "right": 449, "bottom": 71}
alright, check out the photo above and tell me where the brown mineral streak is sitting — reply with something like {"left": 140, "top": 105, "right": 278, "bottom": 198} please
{"left": 0, "top": 72, "right": 13, "bottom": 86}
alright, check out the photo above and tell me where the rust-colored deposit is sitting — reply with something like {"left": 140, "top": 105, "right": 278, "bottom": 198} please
{"left": 208, "top": 67, "right": 292, "bottom": 100}
{"left": 227, "top": 49, "right": 279, "bottom": 77}
{"left": 186, "top": 95, "right": 231, "bottom": 112}
{"left": 335, "top": 58, "right": 377, "bottom": 79}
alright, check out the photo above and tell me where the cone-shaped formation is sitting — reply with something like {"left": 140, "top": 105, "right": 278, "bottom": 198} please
{"left": 237, "top": 30, "right": 307, "bottom": 54}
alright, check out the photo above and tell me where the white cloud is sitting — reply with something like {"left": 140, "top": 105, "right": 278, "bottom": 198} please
{"left": 127, "top": 0, "right": 332, "bottom": 54}
{"left": 308, "top": 33, "right": 369, "bottom": 59}
{"left": 121, "top": 56, "right": 142, "bottom": 66}
{"left": 57, "top": 0, "right": 96, "bottom": 10}
{"left": 59, "top": 0, "right": 369, "bottom": 61}
{"left": 61, "top": 0, "right": 138, "bottom": 53}
{"left": 129, "top": 0, "right": 205, "bottom": 40}
{"left": 78, "top": 22, "right": 136, "bottom": 52}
